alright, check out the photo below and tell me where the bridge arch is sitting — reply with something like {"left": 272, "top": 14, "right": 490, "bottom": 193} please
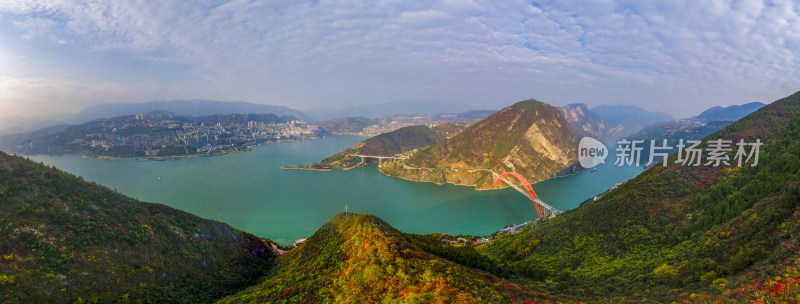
{"left": 493, "top": 172, "right": 547, "bottom": 219}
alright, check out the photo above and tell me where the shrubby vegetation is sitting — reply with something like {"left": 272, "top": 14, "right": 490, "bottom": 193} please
{"left": 480, "top": 91, "right": 800, "bottom": 302}
{"left": 388, "top": 99, "right": 584, "bottom": 189}
{"left": 0, "top": 152, "right": 275, "bottom": 303}
{"left": 407, "top": 234, "right": 549, "bottom": 280}
{"left": 4, "top": 92, "right": 800, "bottom": 303}
{"left": 219, "top": 213, "right": 559, "bottom": 303}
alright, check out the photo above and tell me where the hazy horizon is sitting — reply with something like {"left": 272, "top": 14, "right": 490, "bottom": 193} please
{"left": 1, "top": 97, "right": 735, "bottom": 123}
{"left": 1, "top": 1, "right": 798, "bottom": 119}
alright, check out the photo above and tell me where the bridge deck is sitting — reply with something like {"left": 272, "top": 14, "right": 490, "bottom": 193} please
{"left": 352, "top": 154, "right": 408, "bottom": 160}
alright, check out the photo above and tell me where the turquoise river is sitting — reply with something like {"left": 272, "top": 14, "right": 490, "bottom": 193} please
{"left": 28, "top": 135, "right": 643, "bottom": 245}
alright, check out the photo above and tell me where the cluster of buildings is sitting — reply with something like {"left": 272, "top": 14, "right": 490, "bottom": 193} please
{"left": 353, "top": 115, "right": 454, "bottom": 136}
{"left": 16, "top": 113, "right": 320, "bottom": 157}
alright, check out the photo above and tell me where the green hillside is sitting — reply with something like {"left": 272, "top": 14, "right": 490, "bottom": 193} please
{"left": 480, "top": 92, "right": 800, "bottom": 302}
{"left": 357, "top": 124, "right": 465, "bottom": 156}
{"left": 5, "top": 91, "right": 800, "bottom": 303}
{"left": 0, "top": 152, "right": 276, "bottom": 303}
{"left": 219, "top": 213, "right": 556, "bottom": 303}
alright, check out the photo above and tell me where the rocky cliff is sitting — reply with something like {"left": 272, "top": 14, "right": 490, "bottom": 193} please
{"left": 381, "top": 99, "right": 582, "bottom": 190}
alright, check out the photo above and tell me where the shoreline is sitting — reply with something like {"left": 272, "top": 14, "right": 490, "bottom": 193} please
{"left": 281, "top": 157, "right": 579, "bottom": 192}
{"left": 281, "top": 167, "right": 333, "bottom": 171}
{"left": 281, "top": 164, "right": 365, "bottom": 171}
{"left": 21, "top": 137, "right": 320, "bottom": 161}
{"left": 379, "top": 169, "right": 509, "bottom": 191}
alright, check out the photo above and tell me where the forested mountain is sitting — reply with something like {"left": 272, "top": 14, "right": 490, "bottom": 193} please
{"left": 480, "top": 91, "right": 800, "bottom": 302}
{"left": 0, "top": 152, "right": 276, "bottom": 303}
{"left": 382, "top": 99, "right": 583, "bottom": 189}
{"left": 4, "top": 91, "right": 799, "bottom": 303}
{"left": 219, "top": 213, "right": 553, "bottom": 303}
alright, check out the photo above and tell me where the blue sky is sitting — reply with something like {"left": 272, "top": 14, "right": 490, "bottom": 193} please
{"left": 0, "top": 0, "right": 798, "bottom": 118}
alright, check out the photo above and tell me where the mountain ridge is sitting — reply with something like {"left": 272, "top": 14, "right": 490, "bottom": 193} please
{"left": 0, "top": 100, "right": 309, "bottom": 135}
{"left": 0, "top": 151, "right": 276, "bottom": 303}
{"left": 72, "top": 100, "right": 309, "bottom": 122}
{"left": 628, "top": 101, "right": 768, "bottom": 164}
{"left": 219, "top": 213, "right": 555, "bottom": 303}
{"left": 695, "top": 101, "right": 766, "bottom": 122}
{"left": 480, "top": 91, "right": 800, "bottom": 301}
{"left": 381, "top": 99, "right": 582, "bottom": 190}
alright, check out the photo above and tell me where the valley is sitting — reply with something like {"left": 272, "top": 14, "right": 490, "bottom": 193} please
{"left": 1, "top": 91, "right": 797, "bottom": 303}
{"left": 3, "top": 2, "right": 797, "bottom": 302}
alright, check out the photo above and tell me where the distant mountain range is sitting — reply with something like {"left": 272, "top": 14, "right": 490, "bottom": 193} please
{"left": 69, "top": 100, "right": 310, "bottom": 122}
{"left": 629, "top": 101, "right": 767, "bottom": 164}
{"left": 0, "top": 100, "right": 310, "bottom": 135}
{"left": 559, "top": 103, "right": 615, "bottom": 142}
{"left": 2, "top": 91, "right": 797, "bottom": 302}
{"left": 304, "top": 100, "right": 474, "bottom": 121}
{"left": 694, "top": 101, "right": 766, "bottom": 122}
{"left": 590, "top": 104, "right": 674, "bottom": 139}
{"left": 2, "top": 113, "right": 300, "bottom": 157}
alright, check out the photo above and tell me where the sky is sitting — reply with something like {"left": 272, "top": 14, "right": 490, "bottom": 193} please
{"left": 0, "top": 0, "right": 799, "bottom": 119}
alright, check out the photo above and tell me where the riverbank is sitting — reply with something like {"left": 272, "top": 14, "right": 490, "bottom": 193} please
{"left": 281, "top": 166, "right": 332, "bottom": 171}
{"left": 281, "top": 163, "right": 366, "bottom": 171}
{"left": 85, "top": 149, "right": 246, "bottom": 161}
{"left": 32, "top": 137, "right": 322, "bottom": 161}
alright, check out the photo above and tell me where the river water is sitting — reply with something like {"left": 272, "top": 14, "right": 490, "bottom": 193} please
{"left": 28, "top": 135, "right": 642, "bottom": 245}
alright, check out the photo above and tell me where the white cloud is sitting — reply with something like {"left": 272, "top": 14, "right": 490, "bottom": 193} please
{"left": 0, "top": 0, "right": 798, "bottom": 117}
{"left": 12, "top": 16, "right": 59, "bottom": 40}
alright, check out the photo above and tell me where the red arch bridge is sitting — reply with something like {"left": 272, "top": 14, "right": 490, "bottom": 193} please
{"left": 493, "top": 171, "right": 561, "bottom": 219}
